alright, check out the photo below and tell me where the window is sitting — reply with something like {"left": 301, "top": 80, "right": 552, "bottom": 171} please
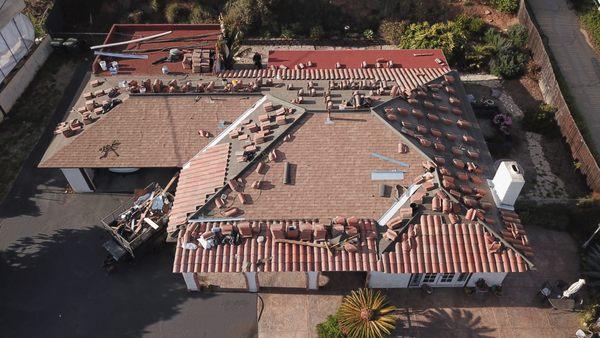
{"left": 439, "top": 273, "right": 455, "bottom": 283}
{"left": 457, "top": 273, "right": 470, "bottom": 282}
{"left": 422, "top": 273, "right": 437, "bottom": 283}
{"left": 409, "top": 273, "right": 423, "bottom": 287}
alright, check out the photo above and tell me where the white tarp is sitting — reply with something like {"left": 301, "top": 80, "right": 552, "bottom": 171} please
{"left": 0, "top": 12, "right": 34, "bottom": 82}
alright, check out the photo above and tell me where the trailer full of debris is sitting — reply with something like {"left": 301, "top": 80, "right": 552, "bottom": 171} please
{"left": 101, "top": 180, "right": 175, "bottom": 263}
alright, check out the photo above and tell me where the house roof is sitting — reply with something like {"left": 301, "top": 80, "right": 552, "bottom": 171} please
{"left": 92, "top": 24, "right": 221, "bottom": 75}
{"left": 267, "top": 49, "right": 448, "bottom": 70}
{"left": 170, "top": 68, "right": 535, "bottom": 275}
{"left": 172, "top": 212, "right": 531, "bottom": 274}
{"left": 39, "top": 95, "right": 255, "bottom": 168}
{"left": 39, "top": 64, "right": 448, "bottom": 170}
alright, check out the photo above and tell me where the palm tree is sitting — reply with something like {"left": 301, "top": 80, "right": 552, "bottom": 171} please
{"left": 337, "top": 288, "right": 397, "bottom": 338}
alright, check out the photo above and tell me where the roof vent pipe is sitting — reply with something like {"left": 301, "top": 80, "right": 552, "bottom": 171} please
{"left": 283, "top": 162, "right": 291, "bottom": 184}
{"left": 489, "top": 160, "right": 525, "bottom": 210}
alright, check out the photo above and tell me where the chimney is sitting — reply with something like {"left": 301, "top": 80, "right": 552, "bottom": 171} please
{"left": 490, "top": 161, "right": 525, "bottom": 209}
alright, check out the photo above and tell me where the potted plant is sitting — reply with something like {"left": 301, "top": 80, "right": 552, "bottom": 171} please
{"left": 464, "top": 286, "right": 476, "bottom": 295}
{"left": 475, "top": 278, "right": 489, "bottom": 293}
{"left": 490, "top": 284, "right": 502, "bottom": 296}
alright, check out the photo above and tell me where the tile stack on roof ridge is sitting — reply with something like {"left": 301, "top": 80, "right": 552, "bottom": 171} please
{"left": 168, "top": 143, "right": 231, "bottom": 232}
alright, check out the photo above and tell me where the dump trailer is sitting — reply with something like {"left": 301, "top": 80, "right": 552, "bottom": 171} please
{"left": 100, "top": 178, "right": 176, "bottom": 271}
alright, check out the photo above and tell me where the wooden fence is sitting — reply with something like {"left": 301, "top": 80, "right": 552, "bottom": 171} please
{"left": 518, "top": 0, "right": 600, "bottom": 192}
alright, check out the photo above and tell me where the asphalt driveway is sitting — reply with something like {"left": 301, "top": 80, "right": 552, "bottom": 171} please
{"left": 0, "top": 58, "right": 257, "bottom": 338}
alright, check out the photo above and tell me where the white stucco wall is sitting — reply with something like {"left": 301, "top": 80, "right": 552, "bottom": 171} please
{"left": 245, "top": 272, "right": 259, "bottom": 292}
{"left": 61, "top": 168, "right": 93, "bottom": 192}
{"left": 466, "top": 272, "right": 507, "bottom": 287}
{"left": 368, "top": 272, "right": 411, "bottom": 288}
{"left": 182, "top": 272, "right": 198, "bottom": 291}
{"left": 307, "top": 272, "right": 319, "bottom": 290}
{"left": 0, "top": 35, "right": 52, "bottom": 119}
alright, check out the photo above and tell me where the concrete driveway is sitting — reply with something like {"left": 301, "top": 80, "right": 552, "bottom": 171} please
{"left": 0, "top": 62, "right": 257, "bottom": 338}
{"left": 527, "top": 0, "right": 600, "bottom": 154}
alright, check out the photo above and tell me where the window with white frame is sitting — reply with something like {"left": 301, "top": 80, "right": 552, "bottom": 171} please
{"left": 422, "top": 273, "right": 437, "bottom": 283}
{"left": 457, "top": 273, "right": 470, "bottom": 282}
{"left": 439, "top": 273, "right": 455, "bottom": 283}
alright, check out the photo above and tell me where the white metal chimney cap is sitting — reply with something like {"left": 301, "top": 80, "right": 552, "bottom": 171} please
{"left": 497, "top": 160, "right": 524, "bottom": 182}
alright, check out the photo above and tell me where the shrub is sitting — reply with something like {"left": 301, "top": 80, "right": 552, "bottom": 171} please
{"left": 189, "top": 4, "right": 214, "bottom": 23}
{"left": 491, "top": 0, "right": 519, "bottom": 13}
{"left": 581, "top": 9, "right": 600, "bottom": 49}
{"left": 522, "top": 103, "right": 559, "bottom": 135}
{"left": 483, "top": 27, "right": 530, "bottom": 78}
{"left": 309, "top": 25, "right": 325, "bottom": 40}
{"left": 128, "top": 10, "right": 143, "bottom": 24}
{"left": 316, "top": 314, "right": 344, "bottom": 338}
{"left": 489, "top": 47, "right": 529, "bottom": 78}
{"left": 581, "top": 304, "right": 600, "bottom": 332}
{"left": 164, "top": 3, "right": 189, "bottom": 24}
{"left": 221, "top": 0, "right": 257, "bottom": 33}
{"left": 465, "top": 43, "right": 495, "bottom": 70}
{"left": 455, "top": 14, "right": 486, "bottom": 36}
{"left": 363, "top": 29, "right": 375, "bottom": 40}
{"left": 150, "top": 0, "right": 164, "bottom": 13}
{"left": 280, "top": 27, "right": 295, "bottom": 39}
{"left": 399, "top": 21, "right": 469, "bottom": 63}
{"left": 507, "top": 24, "right": 528, "bottom": 48}
{"left": 379, "top": 20, "right": 407, "bottom": 45}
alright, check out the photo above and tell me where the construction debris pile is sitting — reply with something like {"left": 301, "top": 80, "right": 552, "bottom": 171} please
{"left": 102, "top": 183, "right": 174, "bottom": 244}
{"left": 92, "top": 30, "right": 221, "bottom": 75}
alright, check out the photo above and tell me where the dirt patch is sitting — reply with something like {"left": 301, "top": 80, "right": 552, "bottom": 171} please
{"left": 503, "top": 78, "right": 545, "bottom": 112}
{"left": 0, "top": 53, "right": 80, "bottom": 200}
{"left": 450, "top": 2, "right": 519, "bottom": 29}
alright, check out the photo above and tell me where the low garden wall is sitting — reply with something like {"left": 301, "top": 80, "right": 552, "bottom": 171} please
{"left": 518, "top": 0, "right": 600, "bottom": 192}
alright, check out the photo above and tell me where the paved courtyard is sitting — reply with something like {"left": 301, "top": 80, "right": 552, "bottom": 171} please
{"left": 257, "top": 225, "right": 582, "bottom": 338}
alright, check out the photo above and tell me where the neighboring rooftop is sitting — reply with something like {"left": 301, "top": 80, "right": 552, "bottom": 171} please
{"left": 92, "top": 24, "right": 221, "bottom": 76}
{"left": 267, "top": 49, "right": 448, "bottom": 70}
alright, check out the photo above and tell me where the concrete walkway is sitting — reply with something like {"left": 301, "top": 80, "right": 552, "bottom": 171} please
{"left": 527, "top": 0, "right": 600, "bottom": 154}
{"left": 257, "top": 226, "right": 581, "bottom": 337}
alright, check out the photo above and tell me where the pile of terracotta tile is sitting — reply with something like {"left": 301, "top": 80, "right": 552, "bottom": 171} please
{"left": 191, "top": 49, "right": 211, "bottom": 73}
{"left": 228, "top": 102, "right": 295, "bottom": 162}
